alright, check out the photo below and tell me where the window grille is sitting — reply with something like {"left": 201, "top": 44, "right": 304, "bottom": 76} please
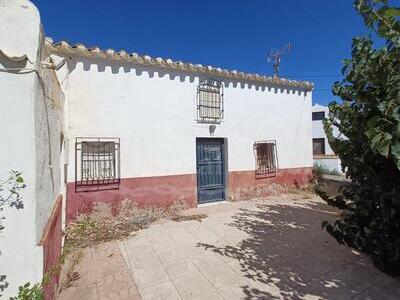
{"left": 253, "top": 141, "right": 278, "bottom": 178}
{"left": 313, "top": 138, "right": 326, "bottom": 155}
{"left": 312, "top": 111, "right": 325, "bottom": 121}
{"left": 75, "top": 137, "right": 120, "bottom": 191}
{"left": 197, "top": 79, "right": 224, "bottom": 124}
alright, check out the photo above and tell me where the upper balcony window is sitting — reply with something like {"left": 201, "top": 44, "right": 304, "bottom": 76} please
{"left": 312, "top": 111, "right": 325, "bottom": 121}
{"left": 197, "top": 79, "right": 224, "bottom": 124}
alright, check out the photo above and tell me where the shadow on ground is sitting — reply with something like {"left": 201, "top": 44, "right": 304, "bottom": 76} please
{"left": 198, "top": 200, "right": 400, "bottom": 300}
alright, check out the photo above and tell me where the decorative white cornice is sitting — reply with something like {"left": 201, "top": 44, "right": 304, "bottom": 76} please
{"left": 44, "top": 37, "right": 314, "bottom": 91}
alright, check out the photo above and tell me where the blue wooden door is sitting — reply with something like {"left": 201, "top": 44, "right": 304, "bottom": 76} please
{"left": 196, "top": 138, "right": 225, "bottom": 204}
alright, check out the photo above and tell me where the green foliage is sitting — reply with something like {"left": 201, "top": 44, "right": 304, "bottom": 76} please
{"left": 9, "top": 282, "right": 43, "bottom": 300}
{"left": 321, "top": 0, "right": 400, "bottom": 275}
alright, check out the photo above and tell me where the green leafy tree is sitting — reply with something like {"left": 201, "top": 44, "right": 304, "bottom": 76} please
{"left": 321, "top": 0, "right": 400, "bottom": 275}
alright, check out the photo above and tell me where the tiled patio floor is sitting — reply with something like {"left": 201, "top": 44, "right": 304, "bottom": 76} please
{"left": 57, "top": 196, "right": 400, "bottom": 300}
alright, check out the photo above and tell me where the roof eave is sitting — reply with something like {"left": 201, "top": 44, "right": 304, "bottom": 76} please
{"left": 45, "top": 37, "right": 314, "bottom": 91}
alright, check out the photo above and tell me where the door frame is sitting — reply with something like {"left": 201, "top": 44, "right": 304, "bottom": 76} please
{"left": 195, "top": 137, "right": 228, "bottom": 204}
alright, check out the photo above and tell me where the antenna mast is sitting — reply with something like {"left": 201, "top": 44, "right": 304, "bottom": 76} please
{"left": 267, "top": 43, "right": 292, "bottom": 78}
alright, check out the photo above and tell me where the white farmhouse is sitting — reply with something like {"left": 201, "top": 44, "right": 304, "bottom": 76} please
{"left": 312, "top": 103, "right": 343, "bottom": 174}
{"left": 0, "top": 1, "right": 313, "bottom": 298}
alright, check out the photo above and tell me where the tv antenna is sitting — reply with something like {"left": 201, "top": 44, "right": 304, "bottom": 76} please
{"left": 267, "top": 43, "right": 292, "bottom": 78}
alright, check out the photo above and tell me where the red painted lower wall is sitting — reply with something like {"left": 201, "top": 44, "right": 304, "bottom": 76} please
{"left": 229, "top": 167, "right": 313, "bottom": 200}
{"left": 66, "top": 174, "right": 197, "bottom": 222}
{"left": 66, "top": 167, "right": 313, "bottom": 223}
{"left": 40, "top": 195, "right": 63, "bottom": 300}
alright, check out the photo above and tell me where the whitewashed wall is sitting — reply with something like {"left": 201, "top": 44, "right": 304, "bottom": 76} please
{"left": 34, "top": 43, "right": 65, "bottom": 242}
{"left": 0, "top": 1, "right": 64, "bottom": 297}
{"left": 53, "top": 56, "right": 313, "bottom": 182}
{"left": 312, "top": 103, "right": 334, "bottom": 155}
{"left": 314, "top": 157, "right": 342, "bottom": 173}
{"left": 312, "top": 103, "right": 343, "bottom": 174}
{"left": 0, "top": 1, "right": 43, "bottom": 296}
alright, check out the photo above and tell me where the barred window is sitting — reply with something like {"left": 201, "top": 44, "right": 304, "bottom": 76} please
{"left": 253, "top": 141, "right": 278, "bottom": 178}
{"left": 197, "top": 79, "right": 224, "bottom": 124}
{"left": 313, "top": 138, "right": 325, "bottom": 155}
{"left": 75, "top": 137, "right": 120, "bottom": 191}
{"left": 312, "top": 111, "right": 325, "bottom": 121}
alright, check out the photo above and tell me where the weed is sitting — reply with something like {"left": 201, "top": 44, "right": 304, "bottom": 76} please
{"left": 9, "top": 282, "right": 43, "bottom": 300}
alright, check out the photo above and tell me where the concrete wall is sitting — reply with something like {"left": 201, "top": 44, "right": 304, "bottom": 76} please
{"left": 0, "top": 1, "right": 64, "bottom": 297}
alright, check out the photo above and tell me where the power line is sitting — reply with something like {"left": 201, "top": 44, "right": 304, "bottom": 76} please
{"left": 283, "top": 74, "right": 341, "bottom": 78}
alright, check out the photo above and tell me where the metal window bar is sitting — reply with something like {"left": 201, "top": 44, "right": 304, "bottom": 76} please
{"left": 75, "top": 137, "right": 120, "bottom": 190}
{"left": 312, "top": 138, "right": 325, "bottom": 155}
{"left": 197, "top": 79, "right": 224, "bottom": 124}
{"left": 253, "top": 141, "right": 278, "bottom": 177}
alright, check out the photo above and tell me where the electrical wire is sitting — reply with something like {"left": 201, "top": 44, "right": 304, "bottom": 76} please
{"left": 283, "top": 74, "right": 341, "bottom": 78}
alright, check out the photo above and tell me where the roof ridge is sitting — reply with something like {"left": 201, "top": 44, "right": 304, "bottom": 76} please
{"left": 44, "top": 37, "right": 313, "bottom": 90}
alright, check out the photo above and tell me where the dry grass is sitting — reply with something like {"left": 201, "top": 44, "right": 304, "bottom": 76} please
{"left": 64, "top": 199, "right": 204, "bottom": 250}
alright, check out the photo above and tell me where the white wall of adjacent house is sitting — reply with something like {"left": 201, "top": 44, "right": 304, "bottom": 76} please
{"left": 312, "top": 103, "right": 334, "bottom": 155}
{"left": 0, "top": 1, "right": 64, "bottom": 297}
{"left": 312, "top": 103, "right": 343, "bottom": 174}
{"left": 53, "top": 56, "right": 313, "bottom": 182}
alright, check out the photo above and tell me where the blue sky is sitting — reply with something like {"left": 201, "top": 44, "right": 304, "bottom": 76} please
{"left": 32, "top": 0, "right": 372, "bottom": 105}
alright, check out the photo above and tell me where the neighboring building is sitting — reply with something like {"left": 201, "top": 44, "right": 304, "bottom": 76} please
{"left": 312, "top": 103, "right": 343, "bottom": 174}
{"left": 0, "top": 1, "right": 313, "bottom": 298}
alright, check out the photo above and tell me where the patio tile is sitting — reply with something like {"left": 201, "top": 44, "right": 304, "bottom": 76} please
{"left": 132, "top": 266, "right": 170, "bottom": 290}
{"left": 164, "top": 258, "right": 199, "bottom": 279}
{"left": 191, "top": 228, "right": 222, "bottom": 244}
{"left": 172, "top": 273, "right": 221, "bottom": 299}
{"left": 198, "top": 262, "right": 246, "bottom": 289}
{"left": 140, "top": 281, "right": 181, "bottom": 300}
{"left": 167, "top": 231, "right": 199, "bottom": 245}
{"left": 128, "top": 251, "right": 162, "bottom": 271}
{"left": 149, "top": 235, "right": 177, "bottom": 251}
{"left": 189, "top": 252, "right": 226, "bottom": 270}
{"left": 217, "top": 283, "right": 255, "bottom": 300}
{"left": 157, "top": 249, "right": 188, "bottom": 265}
